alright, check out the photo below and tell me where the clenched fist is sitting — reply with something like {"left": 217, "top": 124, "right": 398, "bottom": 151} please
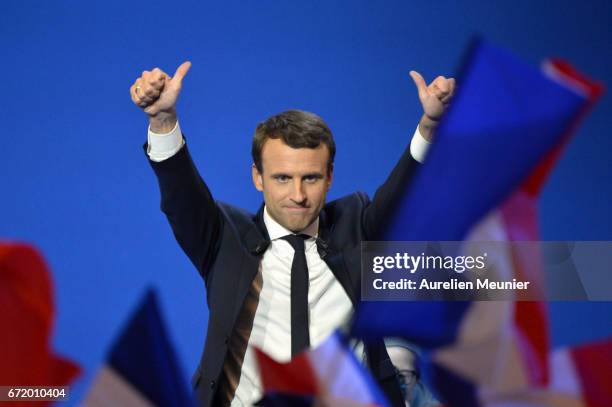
{"left": 130, "top": 61, "right": 191, "bottom": 132}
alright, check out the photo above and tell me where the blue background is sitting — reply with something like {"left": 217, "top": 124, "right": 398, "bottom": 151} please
{"left": 1, "top": 0, "right": 610, "bottom": 403}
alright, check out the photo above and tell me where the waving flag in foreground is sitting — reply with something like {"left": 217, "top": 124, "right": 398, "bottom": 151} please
{"left": 352, "top": 39, "right": 606, "bottom": 406}
{"left": 450, "top": 336, "right": 611, "bottom": 407}
{"left": 254, "top": 332, "right": 390, "bottom": 407}
{"left": 383, "top": 39, "right": 598, "bottom": 243}
{"left": 83, "top": 289, "right": 194, "bottom": 407}
{"left": 354, "top": 39, "right": 602, "bottom": 348}
{"left": 0, "top": 242, "right": 81, "bottom": 404}
{"left": 541, "top": 338, "right": 612, "bottom": 407}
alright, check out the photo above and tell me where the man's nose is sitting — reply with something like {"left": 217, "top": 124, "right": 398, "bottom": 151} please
{"left": 290, "top": 181, "right": 306, "bottom": 203}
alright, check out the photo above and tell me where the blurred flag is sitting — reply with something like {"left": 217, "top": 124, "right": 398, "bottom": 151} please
{"left": 436, "top": 57, "right": 604, "bottom": 394}
{"left": 353, "top": 38, "right": 602, "bottom": 346}
{"left": 352, "top": 39, "right": 605, "bottom": 407}
{"left": 464, "top": 338, "right": 612, "bottom": 407}
{"left": 383, "top": 39, "right": 599, "bottom": 242}
{"left": 254, "top": 332, "right": 389, "bottom": 407}
{"left": 82, "top": 289, "right": 194, "bottom": 407}
{"left": 0, "top": 242, "right": 80, "bottom": 404}
{"left": 542, "top": 338, "right": 612, "bottom": 407}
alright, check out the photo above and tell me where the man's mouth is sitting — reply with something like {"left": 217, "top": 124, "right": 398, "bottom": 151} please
{"left": 284, "top": 206, "right": 309, "bottom": 213}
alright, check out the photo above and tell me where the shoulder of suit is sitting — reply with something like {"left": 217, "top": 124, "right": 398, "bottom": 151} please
{"left": 323, "top": 191, "right": 371, "bottom": 218}
{"left": 216, "top": 201, "right": 255, "bottom": 222}
{"left": 325, "top": 191, "right": 370, "bottom": 208}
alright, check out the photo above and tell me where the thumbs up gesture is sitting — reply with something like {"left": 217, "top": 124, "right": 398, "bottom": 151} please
{"left": 409, "top": 71, "right": 455, "bottom": 141}
{"left": 130, "top": 61, "right": 191, "bottom": 117}
{"left": 410, "top": 70, "right": 455, "bottom": 122}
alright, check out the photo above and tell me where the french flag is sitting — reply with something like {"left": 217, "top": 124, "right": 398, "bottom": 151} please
{"left": 352, "top": 38, "right": 605, "bottom": 406}
{"left": 541, "top": 338, "right": 612, "bottom": 407}
{"left": 0, "top": 242, "right": 81, "bottom": 400}
{"left": 254, "top": 332, "right": 390, "bottom": 407}
{"left": 435, "top": 336, "right": 612, "bottom": 406}
{"left": 82, "top": 289, "right": 195, "bottom": 406}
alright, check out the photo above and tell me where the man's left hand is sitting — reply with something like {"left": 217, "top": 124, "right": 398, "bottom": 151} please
{"left": 410, "top": 71, "right": 456, "bottom": 141}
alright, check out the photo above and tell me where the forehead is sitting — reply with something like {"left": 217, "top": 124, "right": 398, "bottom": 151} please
{"left": 260, "top": 138, "right": 330, "bottom": 174}
{"left": 386, "top": 346, "right": 416, "bottom": 371}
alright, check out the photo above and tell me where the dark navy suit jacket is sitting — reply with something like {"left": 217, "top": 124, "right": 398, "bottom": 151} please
{"left": 147, "top": 141, "right": 420, "bottom": 406}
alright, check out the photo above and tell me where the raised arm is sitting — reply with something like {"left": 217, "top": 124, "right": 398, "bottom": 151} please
{"left": 130, "top": 62, "right": 223, "bottom": 278}
{"left": 363, "top": 71, "right": 455, "bottom": 238}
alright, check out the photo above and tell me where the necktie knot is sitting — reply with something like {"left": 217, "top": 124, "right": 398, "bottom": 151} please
{"left": 281, "top": 234, "right": 309, "bottom": 252}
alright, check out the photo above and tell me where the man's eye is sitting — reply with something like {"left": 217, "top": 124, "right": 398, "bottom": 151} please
{"left": 304, "top": 176, "right": 320, "bottom": 183}
{"left": 275, "top": 175, "right": 290, "bottom": 183}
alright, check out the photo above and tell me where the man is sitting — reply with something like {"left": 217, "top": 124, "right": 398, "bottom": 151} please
{"left": 386, "top": 339, "right": 439, "bottom": 407}
{"left": 130, "top": 61, "right": 454, "bottom": 406}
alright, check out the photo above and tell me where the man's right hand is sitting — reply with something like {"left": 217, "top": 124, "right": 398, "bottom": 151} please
{"left": 130, "top": 61, "right": 191, "bottom": 133}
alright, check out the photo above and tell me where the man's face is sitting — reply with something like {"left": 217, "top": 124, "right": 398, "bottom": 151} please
{"left": 387, "top": 346, "right": 418, "bottom": 404}
{"left": 252, "top": 138, "right": 333, "bottom": 233}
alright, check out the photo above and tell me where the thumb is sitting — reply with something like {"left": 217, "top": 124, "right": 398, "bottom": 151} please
{"left": 409, "top": 70, "right": 428, "bottom": 100}
{"left": 172, "top": 61, "right": 192, "bottom": 84}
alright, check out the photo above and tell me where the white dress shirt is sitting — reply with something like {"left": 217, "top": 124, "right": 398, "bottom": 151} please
{"left": 216, "top": 208, "right": 354, "bottom": 405}
{"left": 146, "top": 122, "right": 431, "bottom": 405}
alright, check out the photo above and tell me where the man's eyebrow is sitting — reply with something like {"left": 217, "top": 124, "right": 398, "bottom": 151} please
{"left": 269, "top": 172, "right": 324, "bottom": 178}
{"left": 302, "top": 173, "right": 324, "bottom": 178}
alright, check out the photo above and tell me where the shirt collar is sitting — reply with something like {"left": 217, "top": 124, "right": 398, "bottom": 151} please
{"left": 263, "top": 206, "right": 319, "bottom": 241}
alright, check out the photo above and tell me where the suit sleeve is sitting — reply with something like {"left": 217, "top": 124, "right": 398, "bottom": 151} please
{"left": 362, "top": 143, "right": 420, "bottom": 240}
{"left": 145, "top": 142, "right": 223, "bottom": 278}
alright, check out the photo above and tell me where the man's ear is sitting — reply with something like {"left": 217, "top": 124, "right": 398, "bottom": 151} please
{"left": 252, "top": 164, "right": 264, "bottom": 192}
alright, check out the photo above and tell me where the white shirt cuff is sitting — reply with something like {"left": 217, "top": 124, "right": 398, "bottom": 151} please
{"left": 410, "top": 126, "right": 431, "bottom": 163}
{"left": 147, "top": 121, "right": 184, "bottom": 162}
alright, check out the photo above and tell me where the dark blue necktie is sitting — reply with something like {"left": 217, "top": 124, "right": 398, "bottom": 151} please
{"left": 281, "top": 234, "right": 310, "bottom": 357}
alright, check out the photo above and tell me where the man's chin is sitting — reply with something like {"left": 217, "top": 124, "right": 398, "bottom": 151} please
{"left": 284, "top": 217, "right": 315, "bottom": 233}
{"left": 287, "top": 222, "right": 309, "bottom": 233}
{"left": 269, "top": 209, "right": 317, "bottom": 233}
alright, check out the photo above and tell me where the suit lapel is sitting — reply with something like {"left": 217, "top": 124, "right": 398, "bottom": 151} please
{"left": 316, "top": 209, "right": 358, "bottom": 306}
{"left": 226, "top": 204, "right": 270, "bottom": 326}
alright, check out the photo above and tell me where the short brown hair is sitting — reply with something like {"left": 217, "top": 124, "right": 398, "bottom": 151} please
{"left": 252, "top": 110, "right": 336, "bottom": 174}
